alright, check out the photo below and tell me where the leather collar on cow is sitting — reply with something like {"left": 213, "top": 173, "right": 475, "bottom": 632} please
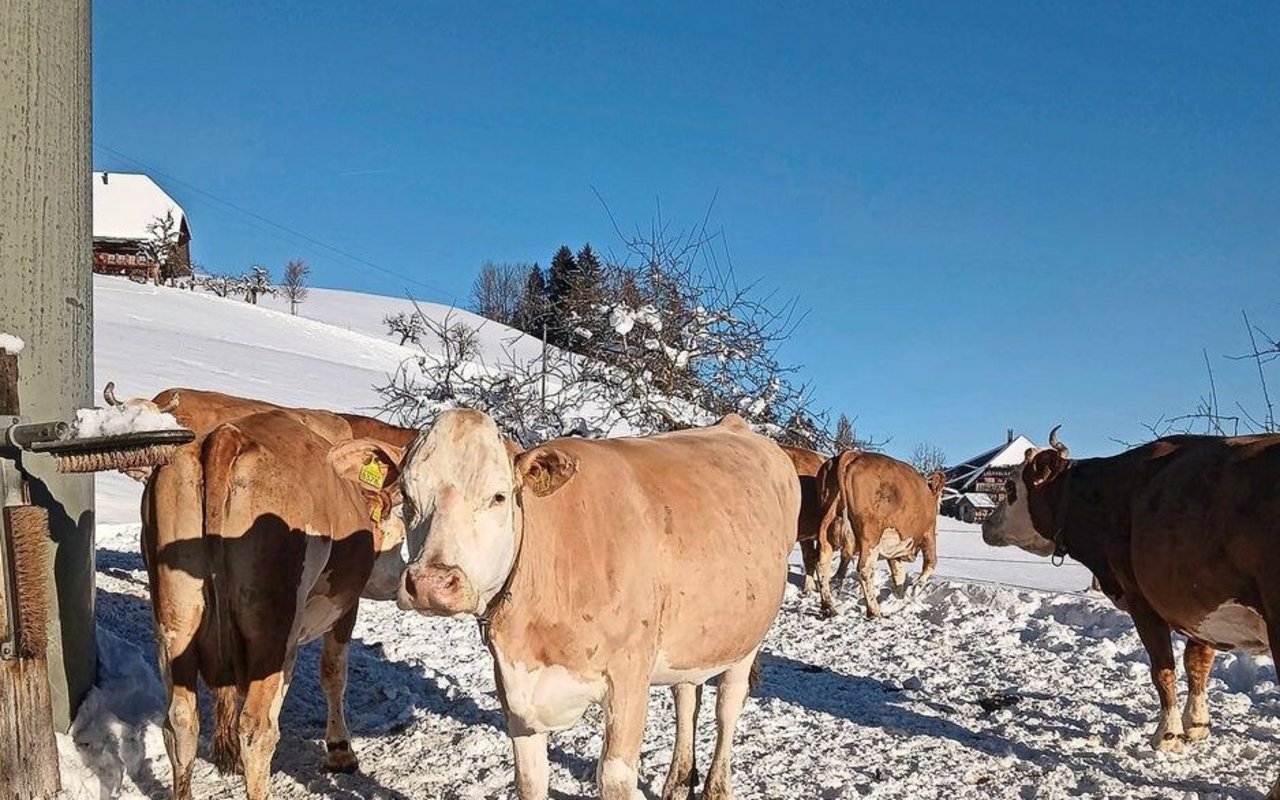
{"left": 1050, "top": 462, "right": 1075, "bottom": 567}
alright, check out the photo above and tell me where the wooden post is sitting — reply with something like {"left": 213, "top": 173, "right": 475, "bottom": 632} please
{"left": 0, "top": 0, "right": 96, "bottom": 741}
{"left": 1, "top": 353, "right": 61, "bottom": 797}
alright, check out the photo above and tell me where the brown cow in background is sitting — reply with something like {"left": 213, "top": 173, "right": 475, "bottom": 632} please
{"left": 779, "top": 444, "right": 826, "bottom": 593}
{"left": 814, "top": 451, "right": 944, "bottom": 617}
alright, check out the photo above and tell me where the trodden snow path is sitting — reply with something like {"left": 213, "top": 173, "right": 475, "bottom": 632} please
{"left": 74, "top": 525, "right": 1279, "bottom": 800}
{"left": 65, "top": 276, "right": 1279, "bottom": 799}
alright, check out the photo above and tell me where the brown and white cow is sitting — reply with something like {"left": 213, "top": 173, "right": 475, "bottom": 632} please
{"left": 143, "top": 409, "right": 407, "bottom": 800}
{"left": 389, "top": 410, "right": 798, "bottom": 800}
{"left": 983, "top": 428, "right": 1280, "bottom": 799}
{"left": 779, "top": 444, "right": 826, "bottom": 594}
{"left": 813, "top": 451, "right": 944, "bottom": 618}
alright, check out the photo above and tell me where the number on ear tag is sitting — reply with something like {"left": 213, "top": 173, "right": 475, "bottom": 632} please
{"left": 359, "top": 457, "right": 387, "bottom": 490}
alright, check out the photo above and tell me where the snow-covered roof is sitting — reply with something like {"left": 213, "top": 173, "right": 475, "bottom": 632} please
{"left": 961, "top": 492, "right": 997, "bottom": 509}
{"left": 946, "top": 434, "right": 1039, "bottom": 491}
{"left": 92, "top": 172, "right": 189, "bottom": 242}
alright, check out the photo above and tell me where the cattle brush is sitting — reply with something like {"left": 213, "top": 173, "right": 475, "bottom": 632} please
{"left": 26, "top": 429, "right": 195, "bottom": 474}
{"left": 0, "top": 505, "right": 50, "bottom": 659}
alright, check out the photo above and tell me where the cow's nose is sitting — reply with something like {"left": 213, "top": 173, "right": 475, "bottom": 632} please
{"left": 402, "top": 565, "right": 475, "bottom": 615}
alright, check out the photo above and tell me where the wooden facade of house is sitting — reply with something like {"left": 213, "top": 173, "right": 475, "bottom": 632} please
{"left": 91, "top": 171, "right": 191, "bottom": 283}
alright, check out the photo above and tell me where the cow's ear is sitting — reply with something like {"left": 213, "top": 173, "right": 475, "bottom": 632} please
{"left": 328, "top": 438, "right": 405, "bottom": 495}
{"left": 514, "top": 447, "right": 577, "bottom": 498}
{"left": 1026, "top": 448, "right": 1067, "bottom": 488}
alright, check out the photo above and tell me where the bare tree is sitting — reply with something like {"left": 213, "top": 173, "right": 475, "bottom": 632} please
{"left": 385, "top": 311, "right": 428, "bottom": 346}
{"left": 909, "top": 442, "right": 948, "bottom": 475}
{"left": 281, "top": 259, "right": 310, "bottom": 315}
{"left": 470, "top": 261, "right": 526, "bottom": 326}
{"left": 1130, "top": 311, "right": 1279, "bottom": 444}
{"left": 195, "top": 269, "right": 241, "bottom": 298}
{"left": 141, "top": 210, "right": 191, "bottom": 286}
{"left": 242, "top": 265, "right": 274, "bottom": 305}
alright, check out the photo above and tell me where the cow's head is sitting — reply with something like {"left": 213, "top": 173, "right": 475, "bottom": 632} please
{"left": 396, "top": 409, "right": 576, "bottom": 616}
{"left": 328, "top": 437, "right": 408, "bottom": 601}
{"left": 102, "top": 382, "right": 180, "bottom": 481}
{"left": 982, "top": 426, "right": 1070, "bottom": 556}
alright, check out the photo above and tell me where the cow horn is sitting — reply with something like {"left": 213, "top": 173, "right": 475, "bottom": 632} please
{"left": 159, "top": 392, "right": 180, "bottom": 414}
{"left": 103, "top": 381, "right": 121, "bottom": 406}
{"left": 1048, "top": 425, "right": 1069, "bottom": 457}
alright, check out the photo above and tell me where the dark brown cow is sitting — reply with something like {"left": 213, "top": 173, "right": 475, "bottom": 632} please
{"left": 779, "top": 445, "right": 826, "bottom": 594}
{"left": 814, "top": 451, "right": 943, "bottom": 618}
{"left": 983, "top": 428, "right": 1280, "bottom": 799}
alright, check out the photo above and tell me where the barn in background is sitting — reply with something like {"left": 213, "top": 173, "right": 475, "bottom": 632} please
{"left": 941, "top": 430, "right": 1039, "bottom": 519}
{"left": 91, "top": 171, "right": 190, "bottom": 283}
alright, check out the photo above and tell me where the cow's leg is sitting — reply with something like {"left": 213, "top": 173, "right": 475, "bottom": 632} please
{"left": 152, "top": 574, "right": 204, "bottom": 800}
{"left": 701, "top": 649, "right": 755, "bottom": 800}
{"left": 511, "top": 731, "right": 549, "bottom": 800}
{"left": 816, "top": 530, "right": 839, "bottom": 618}
{"left": 598, "top": 679, "right": 649, "bottom": 800}
{"left": 832, "top": 546, "right": 852, "bottom": 592}
{"left": 917, "top": 532, "right": 937, "bottom": 588}
{"left": 239, "top": 657, "right": 294, "bottom": 800}
{"left": 1129, "top": 600, "right": 1183, "bottom": 751}
{"left": 320, "top": 607, "right": 359, "bottom": 772}
{"left": 1181, "top": 639, "right": 1214, "bottom": 743}
{"left": 856, "top": 541, "right": 882, "bottom": 619}
{"left": 159, "top": 640, "right": 201, "bottom": 800}
{"left": 661, "top": 683, "right": 703, "bottom": 800}
{"left": 799, "top": 539, "right": 818, "bottom": 595}
{"left": 888, "top": 559, "right": 908, "bottom": 599}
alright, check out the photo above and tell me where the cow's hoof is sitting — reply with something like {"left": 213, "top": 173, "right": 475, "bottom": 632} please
{"left": 1152, "top": 732, "right": 1184, "bottom": 753}
{"left": 324, "top": 741, "right": 360, "bottom": 773}
{"left": 1182, "top": 723, "right": 1210, "bottom": 742}
{"left": 865, "top": 608, "right": 883, "bottom": 620}
{"left": 819, "top": 605, "right": 840, "bottom": 619}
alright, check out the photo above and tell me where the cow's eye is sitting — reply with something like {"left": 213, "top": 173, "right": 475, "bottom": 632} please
{"left": 1005, "top": 479, "right": 1017, "bottom": 504}
{"left": 491, "top": 493, "right": 507, "bottom": 507}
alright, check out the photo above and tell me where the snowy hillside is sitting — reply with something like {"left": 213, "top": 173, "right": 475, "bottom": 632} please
{"left": 69, "top": 276, "right": 1278, "bottom": 799}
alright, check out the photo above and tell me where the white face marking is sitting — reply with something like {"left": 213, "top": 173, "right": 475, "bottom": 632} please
{"left": 495, "top": 650, "right": 605, "bottom": 734}
{"left": 981, "top": 462, "right": 1055, "bottom": 556}
{"left": 650, "top": 651, "right": 733, "bottom": 686}
{"left": 399, "top": 411, "right": 519, "bottom": 613}
{"left": 1191, "top": 601, "right": 1270, "bottom": 654}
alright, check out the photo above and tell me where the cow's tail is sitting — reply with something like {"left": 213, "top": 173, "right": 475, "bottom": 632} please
{"left": 748, "top": 651, "right": 763, "bottom": 694}
{"left": 202, "top": 423, "right": 248, "bottom": 775}
{"left": 816, "top": 453, "right": 855, "bottom": 553}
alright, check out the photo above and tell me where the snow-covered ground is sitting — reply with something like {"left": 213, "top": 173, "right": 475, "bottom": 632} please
{"left": 69, "top": 276, "right": 1278, "bottom": 799}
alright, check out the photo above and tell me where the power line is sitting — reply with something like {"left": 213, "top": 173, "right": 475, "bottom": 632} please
{"left": 93, "top": 143, "right": 458, "bottom": 301}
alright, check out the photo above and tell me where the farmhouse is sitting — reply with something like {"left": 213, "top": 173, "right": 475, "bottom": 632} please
{"left": 941, "top": 430, "right": 1039, "bottom": 519}
{"left": 92, "top": 171, "right": 191, "bottom": 283}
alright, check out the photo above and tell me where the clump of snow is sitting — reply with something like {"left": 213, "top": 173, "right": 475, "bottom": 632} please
{"left": 0, "top": 332, "right": 25, "bottom": 354}
{"left": 71, "top": 405, "right": 181, "bottom": 439}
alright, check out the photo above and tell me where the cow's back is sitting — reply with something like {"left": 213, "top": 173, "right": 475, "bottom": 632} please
{"left": 844, "top": 452, "right": 938, "bottom": 540}
{"left": 512, "top": 418, "right": 797, "bottom": 677}
{"left": 1126, "top": 435, "right": 1280, "bottom": 638}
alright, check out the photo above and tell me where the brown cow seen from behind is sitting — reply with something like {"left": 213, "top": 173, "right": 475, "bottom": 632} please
{"left": 814, "top": 450, "right": 944, "bottom": 618}
{"left": 983, "top": 428, "right": 1280, "bottom": 799}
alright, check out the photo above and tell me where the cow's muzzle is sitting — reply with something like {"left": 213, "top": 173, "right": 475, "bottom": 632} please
{"left": 398, "top": 564, "right": 478, "bottom": 616}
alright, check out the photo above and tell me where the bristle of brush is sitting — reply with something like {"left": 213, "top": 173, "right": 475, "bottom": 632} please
{"left": 55, "top": 444, "right": 179, "bottom": 474}
{"left": 2, "top": 505, "right": 50, "bottom": 658}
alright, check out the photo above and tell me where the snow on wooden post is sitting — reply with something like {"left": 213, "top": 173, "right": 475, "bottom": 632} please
{"left": 0, "top": 0, "right": 97, "bottom": 745}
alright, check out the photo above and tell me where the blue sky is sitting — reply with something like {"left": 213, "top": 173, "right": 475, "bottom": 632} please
{"left": 93, "top": 2, "right": 1279, "bottom": 461}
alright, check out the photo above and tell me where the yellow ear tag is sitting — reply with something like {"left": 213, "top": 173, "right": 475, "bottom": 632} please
{"left": 369, "top": 495, "right": 384, "bottom": 523}
{"left": 358, "top": 457, "right": 387, "bottom": 491}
